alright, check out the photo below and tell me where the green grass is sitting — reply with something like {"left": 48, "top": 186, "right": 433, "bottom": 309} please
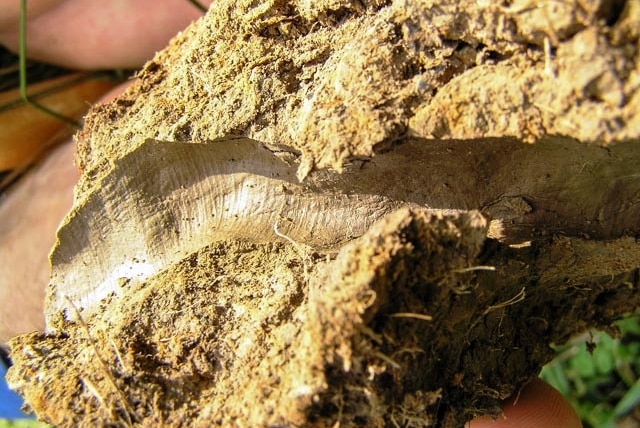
{"left": 541, "top": 314, "right": 640, "bottom": 428}
{"left": 0, "top": 420, "right": 48, "bottom": 428}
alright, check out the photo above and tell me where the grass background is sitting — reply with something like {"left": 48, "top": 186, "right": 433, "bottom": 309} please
{"left": 541, "top": 313, "right": 640, "bottom": 428}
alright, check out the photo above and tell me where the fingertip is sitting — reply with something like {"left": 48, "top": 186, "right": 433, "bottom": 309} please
{"left": 467, "top": 378, "right": 582, "bottom": 428}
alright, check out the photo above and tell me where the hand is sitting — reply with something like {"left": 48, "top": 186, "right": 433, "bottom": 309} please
{"left": 467, "top": 378, "right": 582, "bottom": 428}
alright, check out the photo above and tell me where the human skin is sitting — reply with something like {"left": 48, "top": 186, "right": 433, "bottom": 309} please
{"left": 0, "top": 2, "right": 582, "bottom": 426}
{"left": 466, "top": 378, "right": 582, "bottom": 428}
{"left": 0, "top": 0, "right": 213, "bottom": 69}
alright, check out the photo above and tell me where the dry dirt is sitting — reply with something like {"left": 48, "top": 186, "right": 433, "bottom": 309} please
{"left": 6, "top": 0, "right": 640, "bottom": 427}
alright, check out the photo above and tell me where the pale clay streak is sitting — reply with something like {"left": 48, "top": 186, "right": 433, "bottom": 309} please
{"left": 48, "top": 137, "right": 405, "bottom": 325}
{"left": 46, "top": 136, "right": 640, "bottom": 327}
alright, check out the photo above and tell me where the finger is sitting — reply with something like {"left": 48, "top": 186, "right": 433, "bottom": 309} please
{"left": 0, "top": 0, "right": 65, "bottom": 29}
{"left": 466, "top": 378, "right": 582, "bottom": 428}
{"left": 0, "top": 140, "right": 78, "bottom": 343}
{"left": 0, "top": 0, "right": 213, "bottom": 69}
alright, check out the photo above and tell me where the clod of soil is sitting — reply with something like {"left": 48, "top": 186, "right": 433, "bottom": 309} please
{"left": 7, "top": 0, "right": 640, "bottom": 426}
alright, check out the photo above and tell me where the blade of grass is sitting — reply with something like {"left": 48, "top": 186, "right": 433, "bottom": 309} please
{"left": 185, "top": 0, "right": 208, "bottom": 12}
{"left": 613, "top": 376, "right": 640, "bottom": 418}
{"left": 19, "top": 0, "right": 81, "bottom": 128}
{"left": 540, "top": 363, "right": 571, "bottom": 396}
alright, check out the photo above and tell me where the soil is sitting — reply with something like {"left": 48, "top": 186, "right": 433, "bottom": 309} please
{"left": 6, "top": 0, "right": 640, "bottom": 427}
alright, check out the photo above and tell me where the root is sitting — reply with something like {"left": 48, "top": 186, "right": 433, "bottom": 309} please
{"left": 482, "top": 287, "right": 526, "bottom": 315}
{"left": 65, "top": 296, "right": 137, "bottom": 426}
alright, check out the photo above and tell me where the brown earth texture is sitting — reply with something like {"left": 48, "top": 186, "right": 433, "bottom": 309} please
{"left": 6, "top": 0, "right": 640, "bottom": 426}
